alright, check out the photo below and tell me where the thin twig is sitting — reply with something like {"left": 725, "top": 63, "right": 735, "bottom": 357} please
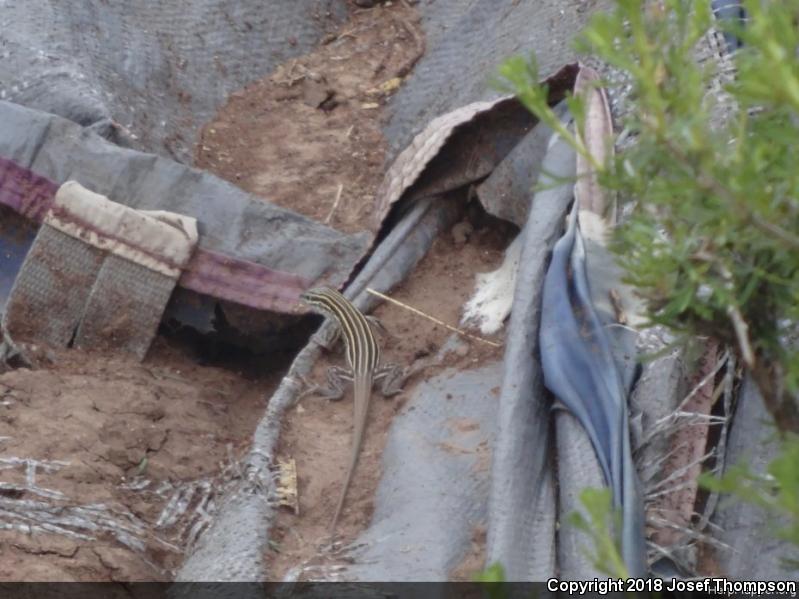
{"left": 695, "top": 351, "right": 734, "bottom": 534}
{"left": 646, "top": 449, "right": 715, "bottom": 494}
{"left": 148, "top": 371, "right": 232, "bottom": 396}
{"left": 727, "top": 304, "right": 755, "bottom": 369}
{"left": 325, "top": 183, "right": 344, "bottom": 224}
{"left": 365, "top": 288, "right": 502, "bottom": 348}
{"left": 636, "top": 351, "right": 728, "bottom": 450}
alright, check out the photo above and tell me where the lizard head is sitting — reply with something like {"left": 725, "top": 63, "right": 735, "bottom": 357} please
{"left": 300, "top": 286, "right": 348, "bottom": 315}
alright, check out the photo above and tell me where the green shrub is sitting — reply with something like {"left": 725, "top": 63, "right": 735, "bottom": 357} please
{"left": 500, "top": 0, "right": 799, "bottom": 433}
{"left": 499, "top": 0, "right": 799, "bottom": 570}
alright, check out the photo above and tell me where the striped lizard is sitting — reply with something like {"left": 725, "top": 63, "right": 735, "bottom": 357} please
{"left": 300, "top": 286, "right": 408, "bottom": 534}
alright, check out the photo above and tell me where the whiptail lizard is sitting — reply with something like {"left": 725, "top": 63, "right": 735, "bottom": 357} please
{"left": 300, "top": 286, "right": 407, "bottom": 534}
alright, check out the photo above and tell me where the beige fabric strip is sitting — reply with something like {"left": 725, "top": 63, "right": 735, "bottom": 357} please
{"left": 45, "top": 181, "right": 198, "bottom": 278}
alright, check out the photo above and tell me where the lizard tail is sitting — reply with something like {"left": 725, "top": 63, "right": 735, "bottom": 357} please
{"left": 330, "top": 375, "right": 372, "bottom": 535}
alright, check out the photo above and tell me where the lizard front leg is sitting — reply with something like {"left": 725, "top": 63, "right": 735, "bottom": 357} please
{"left": 365, "top": 315, "right": 396, "bottom": 342}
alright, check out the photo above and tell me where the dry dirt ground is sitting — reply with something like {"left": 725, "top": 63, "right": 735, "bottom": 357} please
{"left": 194, "top": 0, "right": 514, "bottom": 579}
{"left": 195, "top": 1, "right": 424, "bottom": 235}
{"left": 0, "top": 0, "right": 722, "bottom": 581}
{"left": 0, "top": 0, "right": 518, "bottom": 583}
{"left": 0, "top": 1, "right": 430, "bottom": 583}
{"left": 0, "top": 338, "right": 284, "bottom": 581}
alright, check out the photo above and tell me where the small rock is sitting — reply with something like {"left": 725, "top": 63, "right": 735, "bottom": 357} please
{"left": 319, "top": 94, "right": 339, "bottom": 112}
{"left": 302, "top": 80, "right": 335, "bottom": 109}
{"left": 274, "top": 88, "right": 301, "bottom": 101}
{"left": 451, "top": 221, "right": 474, "bottom": 245}
{"left": 146, "top": 405, "right": 166, "bottom": 422}
{"left": 454, "top": 343, "right": 470, "bottom": 357}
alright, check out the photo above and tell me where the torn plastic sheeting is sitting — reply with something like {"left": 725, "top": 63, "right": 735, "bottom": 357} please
{"left": 485, "top": 131, "right": 575, "bottom": 581}
{"left": 476, "top": 104, "right": 567, "bottom": 229}
{"left": 581, "top": 228, "right": 640, "bottom": 394}
{"left": 539, "top": 202, "right": 647, "bottom": 577}
{"left": 565, "top": 62, "right": 634, "bottom": 330}
{"left": 372, "top": 65, "right": 578, "bottom": 229}
{"left": 177, "top": 195, "right": 462, "bottom": 583}
{"left": 552, "top": 62, "right": 637, "bottom": 571}
{"left": 0, "top": 102, "right": 371, "bottom": 313}
{"left": 570, "top": 62, "right": 641, "bottom": 349}
{"left": 712, "top": 376, "right": 796, "bottom": 579}
{"left": 401, "top": 99, "right": 538, "bottom": 205}
{"left": 555, "top": 228, "right": 641, "bottom": 579}
{"left": 383, "top": 0, "right": 612, "bottom": 163}
{"left": 341, "top": 358, "right": 501, "bottom": 582}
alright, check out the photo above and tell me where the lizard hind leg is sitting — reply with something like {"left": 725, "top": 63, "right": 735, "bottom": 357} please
{"left": 374, "top": 363, "right": 408, "bottom": 398}
{"left": 300, "top": 365, "right": 353, "bottom": 401}
{"left": 374, "top": 352, "right": 446, "bottom": 398}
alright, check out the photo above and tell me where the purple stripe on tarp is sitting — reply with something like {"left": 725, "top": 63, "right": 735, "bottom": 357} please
{"left": 180, "top": 249, "right": 305, "bottom": 310}
{"left": 0, "top": 156, "right": 58, "bottom": 222}
{"left": 0, "top": 156, "right": 310, "bottom": 313}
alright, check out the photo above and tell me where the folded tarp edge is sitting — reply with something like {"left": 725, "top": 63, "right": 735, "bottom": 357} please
{"left": 0, "top": 101, "right": 372, "bottom": 313}
{"left": 372, "top": 65, "right": 579, "bottom": 230}
{"left": 0, "top": 154, "right": 310, "bottom": 313}
{"left": 486, "top": 130, "right": 575, "bottom": 581}
{"left": 48, "top": 181, "right": 198, "bottom": 278}
{"left": 555, "top": 409, "right": 607, "bottom": 579}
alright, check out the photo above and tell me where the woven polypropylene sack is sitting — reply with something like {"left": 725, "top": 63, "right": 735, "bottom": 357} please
{"left": 3, "top": 224, "right": 103, "bottom": 347}
{"left": 74, "top": 255, "right": 180, "bottom": 360}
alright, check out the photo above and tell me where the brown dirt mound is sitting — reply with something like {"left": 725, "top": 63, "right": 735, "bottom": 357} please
{"left": 0, "top": 339, "right": 283, "bottom": 581}
{"left": 194, "top": 1, "right": 424, "bottom": 235}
